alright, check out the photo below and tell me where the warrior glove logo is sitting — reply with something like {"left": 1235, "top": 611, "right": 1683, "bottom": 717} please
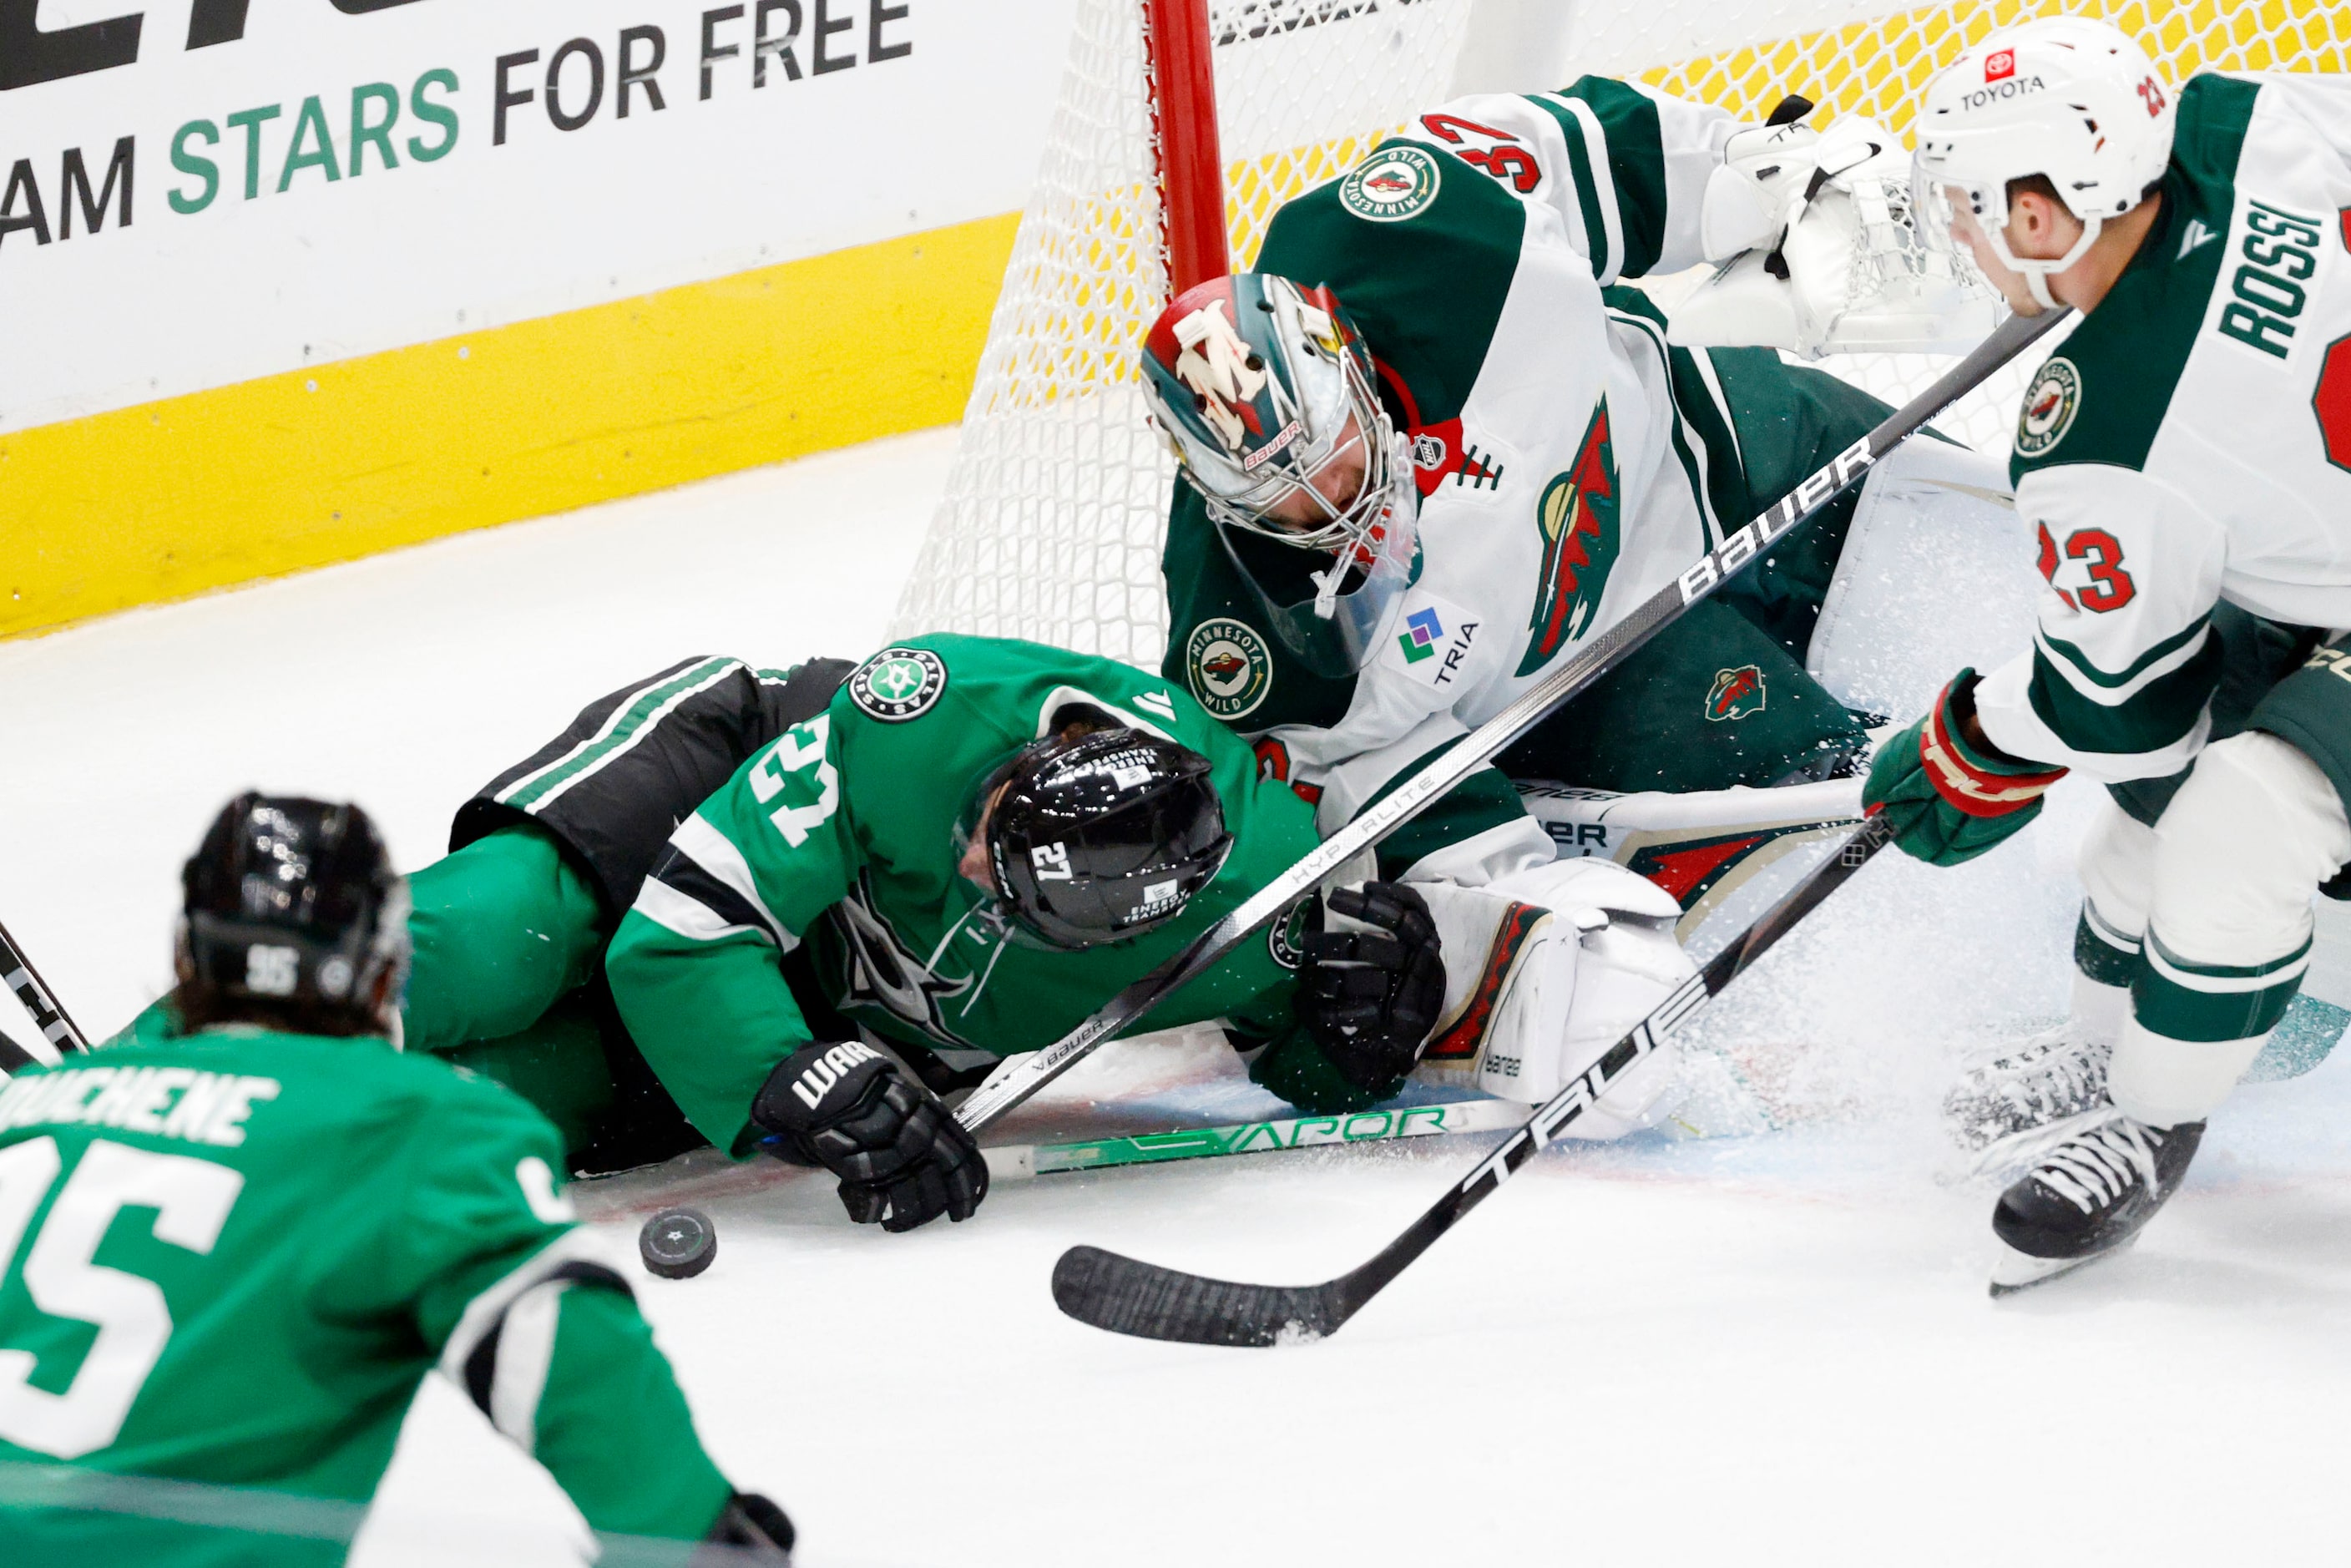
{"left": 791, "top": 1040, "right": 883, "bottom": 1110}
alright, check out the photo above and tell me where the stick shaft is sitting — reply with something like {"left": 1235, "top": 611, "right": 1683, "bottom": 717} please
{"left": 962, "top": 307, "right": 2065, "bottom": 1135}
{"left": 1331, "top": 814, "right": 1897, "bottom": 1319}
{"left": 986, "top": 1098, "right": 1523, "bottom": 1181}
{"left": 0, "top": 918, "right": 87, "bottom": 1060}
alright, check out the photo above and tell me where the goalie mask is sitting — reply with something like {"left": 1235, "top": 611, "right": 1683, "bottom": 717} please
{"left": 1912, "top": 18, "right": 2175, "bottom": 310}
{"left": 1140, "top": 274, "right": 1418, "bottom": 676}
{"left": 179, "top": 793, "right": 412, "bottom": 1037}
{"left": 984, "top": 728, "right": 1234, "bottom": 950}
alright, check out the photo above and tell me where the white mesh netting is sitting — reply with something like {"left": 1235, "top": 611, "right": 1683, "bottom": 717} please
{"left": 892, "top": 0, "right": 2351, "bottom": 667}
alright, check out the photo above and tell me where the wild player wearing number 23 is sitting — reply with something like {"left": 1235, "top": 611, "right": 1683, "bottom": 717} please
{"left": 1865, "top": 19, "right": 2351, "bottom": 1289}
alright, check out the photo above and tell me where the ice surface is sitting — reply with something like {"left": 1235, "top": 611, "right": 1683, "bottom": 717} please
{"left": 4, "top": 430, "right": 2349, "bottom": 1565}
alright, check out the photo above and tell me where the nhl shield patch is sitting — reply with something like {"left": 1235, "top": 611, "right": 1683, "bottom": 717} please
{"left": 1339, "top": 144, "right": 1442, "bottom": 224}
{"left": 1184, "top": 618, "right": 1273, "bottom": 720}
{"left": 1706, "top": 665, "right": 1767, "bottom": 722}
{"left": 848, "top": 647, "right": 948, "bottom": 722}
{"left": 2015, "top": 357, "right": 2081, "bottom": 458}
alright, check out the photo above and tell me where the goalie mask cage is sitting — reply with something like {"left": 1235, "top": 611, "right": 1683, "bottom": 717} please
{"left": 892, "top": 0, "right": 2351, "bottom": 668}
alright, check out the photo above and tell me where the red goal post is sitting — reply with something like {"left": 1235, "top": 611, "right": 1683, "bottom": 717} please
{"left": 893, "top": 0, "right": 2351, "bottom": 669}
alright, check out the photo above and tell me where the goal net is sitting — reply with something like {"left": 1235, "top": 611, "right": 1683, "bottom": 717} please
{"left": 892, "top": 0, "right": 2351, "bottom": 668}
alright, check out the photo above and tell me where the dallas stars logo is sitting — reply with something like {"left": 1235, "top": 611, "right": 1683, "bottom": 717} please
{"left": 849, "top": 647, "right": 948, "bottom": 722}
{"left": 1518, "top": 401, "right": 1618, "bottom": 678}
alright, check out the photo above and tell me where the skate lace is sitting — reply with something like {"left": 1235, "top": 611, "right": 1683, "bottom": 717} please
{"left": 2035, "top": 1120, "right": 2161, "bottom": 1215}
{"left": 1979, "top": 1029, "right": 2106, "bottom": 1113}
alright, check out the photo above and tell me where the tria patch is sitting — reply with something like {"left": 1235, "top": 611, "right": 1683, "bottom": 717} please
{"left": 847, "top": 647, "right": 948, "bottom": 722}
{"left": 1339, "top": 143, "right": 1442, "bottom": 224}
{"left": 1519, "top": 401, "right": 1618, "bottom": 678}
{"left": 1389, "top": 594, "right": 1479, "bottom": 689}
{"left": 1184, "top": 617, "right": 1273, "bottom": 721}
{"left": 1398, "top": 607, "right": 1444, "bottom": 664}
{"left": 1706, "top": 665, "right": 1767, "bottom": 722}
{"left": 2014, "top": 357, "right": 2081, "bottom": 458}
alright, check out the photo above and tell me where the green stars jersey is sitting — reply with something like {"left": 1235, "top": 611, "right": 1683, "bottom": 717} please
{"left": 1161, "top": 79, "right": 1901, "bottom": 875}
{"left": 1974, "top": 73, "right": 2351, "bottom": 781}
{"left": 605, "top": 634, "right": 1327, "bottom": 1155}
{"left": 0, "top": 1028, "right": 731, "bottom": 1565}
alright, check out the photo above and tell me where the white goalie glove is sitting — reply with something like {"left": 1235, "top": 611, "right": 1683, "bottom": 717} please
{"left": 1408, "top": 858, "right": 1696, "bottom": 1140}
{"left": 1672, "top": 106, "right": 2002, "bottom": 357}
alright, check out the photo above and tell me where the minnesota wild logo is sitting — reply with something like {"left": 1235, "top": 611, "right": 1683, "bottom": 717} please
{"left": 1339, "top": 143, "right": 1442, "bottom": 224}
{"left": 1184, "top": 618, "right": 1273, "bottom": 720}
{"left": 1706, "top": 665, "right": 1767, "bottom": 722}
{"left": 2015, "top": 357, "right": 2081, "bottom": 458}
{"left": 848, "top": 647, "right": 948, "bottom": 722}
{"left": 1518, "top": 401, "right": 1618, "bottom": 678}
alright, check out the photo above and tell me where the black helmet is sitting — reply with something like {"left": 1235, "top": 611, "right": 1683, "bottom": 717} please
{"left": 179, "top": 793, "right": 411, "bottom": 1035}
{"left": 988, "top": 728, "right": 1234, "bottom": 949}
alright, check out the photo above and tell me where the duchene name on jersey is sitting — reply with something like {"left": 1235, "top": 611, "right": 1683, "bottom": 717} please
{"left": 0, "top": 1067, "right": 279, "bottom": 1148}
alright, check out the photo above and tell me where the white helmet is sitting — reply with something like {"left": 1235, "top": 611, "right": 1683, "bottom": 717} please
{"left": 1912, "top": 18, "right": 2175, "bottom": 308}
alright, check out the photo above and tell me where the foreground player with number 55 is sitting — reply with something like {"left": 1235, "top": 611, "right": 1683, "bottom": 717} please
{"left": 1865, "top": 20, "right": 2351, "bottom": 1291}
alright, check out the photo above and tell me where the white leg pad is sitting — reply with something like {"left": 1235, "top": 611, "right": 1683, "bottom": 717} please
{"left": 1408, "top": 857, "right": 1696, "bottom": 1136}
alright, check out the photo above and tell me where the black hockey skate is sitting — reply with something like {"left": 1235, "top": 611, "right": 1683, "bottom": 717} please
{"left": 1944, "top": 1025, "right": 2111, "bottom": 1173}
{"left": 1988, "top": 1111, "right": 2203, "bottom": 1296}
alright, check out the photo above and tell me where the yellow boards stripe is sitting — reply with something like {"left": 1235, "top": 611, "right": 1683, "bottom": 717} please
{"left": 0, "top": 212, "right": 1018, "bottom": 641}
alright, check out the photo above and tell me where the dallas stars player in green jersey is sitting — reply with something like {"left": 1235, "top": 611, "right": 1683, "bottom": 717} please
{"left": 602, "top": 634, "right": 1408, "bottom": 1190}
{"left": 107, "top": 637, "right": 1441, "bottom": 1213}
{"left": 1868, "top": 18, "right": 2351, "bottom": 1289}
{"left": 0, "top": 796, "right": 790, "bottom": 1565}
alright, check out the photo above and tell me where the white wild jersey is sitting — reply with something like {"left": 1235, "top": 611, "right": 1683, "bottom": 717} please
{"left": 1974, "top": 72, "right": 2351, "bottom": 780}
{"left": 1163, "top": 80, "right": 1762, "bottom": 866}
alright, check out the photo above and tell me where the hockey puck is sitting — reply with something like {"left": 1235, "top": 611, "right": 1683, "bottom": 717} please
{"left": 639, "top": 1206, "right": 717, "bottom": 1279}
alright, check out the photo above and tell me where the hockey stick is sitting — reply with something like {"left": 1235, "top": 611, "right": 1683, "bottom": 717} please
{"left": 956, "top": 305, "right": 2068, "bottom": 1136}
{"left": 0, "top": 1025, "right": 36, "bottom": 1075}
{"left": 1050, "top": 812, "right": 1896, "bottom": 1345}
{"left": 988, "top": 1096, "right": 1524, "bottom": 1180}
{"left": 0, "top": 917, "right": 88, "bottom": 1062}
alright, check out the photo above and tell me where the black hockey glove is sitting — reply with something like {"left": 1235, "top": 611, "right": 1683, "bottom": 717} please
{"left": 1295, "top": 882, "right": 1446, "bottom": 1091}
{"left": 700, "top": 1491, "right": 795, "bottom": 1563}
{"left": 751, "top": 1042, "right": 988, "bottom": 1232}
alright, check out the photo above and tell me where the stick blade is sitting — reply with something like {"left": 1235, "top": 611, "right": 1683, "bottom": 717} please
{"left": 1052, "top": 1245, "right": 1346, "bottom": 1348}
